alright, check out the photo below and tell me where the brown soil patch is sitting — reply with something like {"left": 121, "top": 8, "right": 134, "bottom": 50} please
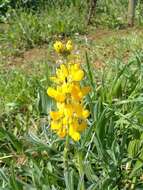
{"left": 1, "top": 46, "right": 50, "bottom": 73}
{"left": 6, "top": 47, "right": 48, "bottom": 65}
{"left": 1, "top": 28, "right": 143, "bottom": 72}
{"left": 87, "top": 27, "right": 143, "bottom": 41}
{"left": 22, "top": 47, "right": 48, "bottom": 62}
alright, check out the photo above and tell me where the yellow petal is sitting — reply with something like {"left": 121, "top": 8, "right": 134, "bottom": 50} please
{"left": 70, "top": 64, "right": 84, "bottom": 81}
{"left": 71, "top": 84, "right": 83, "bottom": 101}
{"left": 72, "top": 70, "right": 84, "bottom": 81}
{"left": 56, "top": 64, "right": 68, "bottom": 82}
{"left": 73, "top": 103, "right": 83, "bottom": 117}
{"left": 60, "top": 64, "right": 68, "bottom": 77}
{"left": 57, "top": 128, "right": 66, "bottom": 138}
{"left": 71, "top": 118, "right": 87, "bottom": 132}
{"left": 51, "top": 121, "right": 61, "bottom": 130}
{"left": 81, "top": 86, "right": 91, "bottom": 96}
{"left": 66, "top": 40, "right": 73, "bottom": 52}
{"left": 69, "top": 126, "right": 80, "bottom": 141}
{"left": 47, "top": 87, "right": 65, "bottom": 102}
{"left": 54, "top": 41, "right": 64, "bottom": 53}
{"left": 50, "top": 111, "right": 63, "bottom": 120}
{"left": 57, "top": 103, "right": 65, "bottom": 110}
{"left": 55, "top": 92, "right": 66, "bottom": 102}
{"left": 64, "top": 104, "right": 73, "bottom": 117}
{"left": 82, "top": 109, "right": 90, "bottom": 118}
{"left": 47, "top": 87, "right": 57, "bottom": 98}
{"left": 78, "top": 121, "right": 87, "bottom": 132}
{"left": 62, "top": 117, "right": 68, "bottom": 125}
{"left": 61, "top": 83, "right": 72, "bottom": 93}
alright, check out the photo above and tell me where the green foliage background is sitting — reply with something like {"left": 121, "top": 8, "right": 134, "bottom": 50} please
{"left": 1, "top": 0, "right": 143, "bottom": 189}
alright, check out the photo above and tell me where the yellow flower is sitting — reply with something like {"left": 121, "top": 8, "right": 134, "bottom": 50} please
{"left": 71, "top": 84, "right": 83, "bottom": 101}
{"left": 66, "top": 40, "right": 73, "bottom": 52}
{"left": 63, "top": 116, "right": 72, "bottom": 125}
{"left": 82, "top": 109, "right": 90, "bottom": 119}
{"left": 71, "top": 118, "right": 87, "bottom": 132}
{"left": 55, "top": 93, "right": 66, "bottom": 102}
{"left": 73, "top": 103, "right": 82, "bottom": 116}
{"left": 47, "top": 87, "right": 57, "bottom": 98}
{"left": 69, "top": 125, "right": 80, "bottom": 141}
{"left": 57, "top": 128, "right": 67, "bottom": 138}
{"left": 51, "top": 121, "right": 61, "bottom": 130}
{"left": 61, "top": 83, "right": 72, "bottom": 94}
{"left": 50, "top": 111, "right": 63, "bottom": 120}
{"left": 72, "top": 103, "right": 89, "bottom": 118}
{"left": 81, "top": 86, "right": 91, "bottom": 96}
{"left": 78, "top": 120, "right": 87, "bottom": 132}
{"left": 55, "top": 87, "right": 66, "bottom": 102}
{"left": 56, "top": 64, "right": 68, "bottom": 83}
{"left": 54, "top": 41, "right": 64, "bottom": 53}
{"left": 70, "top": 64, "right": 84, "bottom": 81}
{"left": 57, "top": 102, "right": 65, "bottom": 110}
{"left": 64, "top": 104, "right": 73, "bottom": 118}
{"left": 47, "top": 87, "right": 66, "bottom": 102}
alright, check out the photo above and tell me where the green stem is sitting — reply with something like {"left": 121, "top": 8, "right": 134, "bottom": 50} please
{"left": 63, "top": 135, "right": 70, "bottom": 190}
{"left": 77, "top": 152, "right": 85, "bottom": 190}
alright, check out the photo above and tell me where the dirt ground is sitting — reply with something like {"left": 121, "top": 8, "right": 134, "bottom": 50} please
{"left": 1, "top": 27, "right": 143, "bottom": 72}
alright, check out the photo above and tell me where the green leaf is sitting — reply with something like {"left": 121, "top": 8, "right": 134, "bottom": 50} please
{"left": 37, "top": 88, "right": 52, "bottom": 115}
{"left": 128, "top": 139, "right": 140, "bottom": 158}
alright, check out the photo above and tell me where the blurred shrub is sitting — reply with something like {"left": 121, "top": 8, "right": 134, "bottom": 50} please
{"left": 0, "top": 0, "right": 85, "bottom": 14}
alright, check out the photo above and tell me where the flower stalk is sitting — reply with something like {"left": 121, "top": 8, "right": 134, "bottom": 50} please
{"left": 77, "top": 151, "right": 85, "bottom": 190}
{"left": 63, "top": 135, "right": 70, "bottom": 189}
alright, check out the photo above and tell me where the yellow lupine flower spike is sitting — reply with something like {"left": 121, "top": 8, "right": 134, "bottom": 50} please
{"left": 47, "top": 40, "right": 90, "bottom": 141}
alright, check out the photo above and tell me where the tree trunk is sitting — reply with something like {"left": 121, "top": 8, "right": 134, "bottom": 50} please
{"left": 128, "top": 0, "right": 136, "bottom": 26}
{"left": 87, "top": 0, "right": 98, "bottom": 25}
